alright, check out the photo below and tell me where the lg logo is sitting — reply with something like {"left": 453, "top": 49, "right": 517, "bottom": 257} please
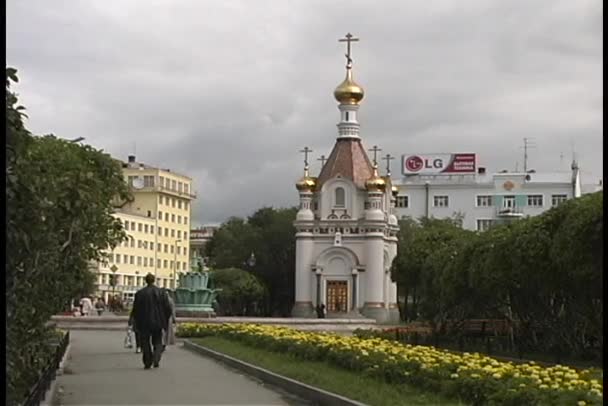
{"left": 405, "top": 155, "right": 445, "bottom": 172}
{"left": 405, "top": 156, "right": 424, "bottom": 172}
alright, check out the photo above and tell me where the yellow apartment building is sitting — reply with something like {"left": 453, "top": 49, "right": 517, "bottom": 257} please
{"left": 94, "top": 155, "right": 196, "bottom": 302}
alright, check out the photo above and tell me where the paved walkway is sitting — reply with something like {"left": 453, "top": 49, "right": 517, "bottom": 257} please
{"left": 54, "top": 330, "right": 305, "bottom": 405}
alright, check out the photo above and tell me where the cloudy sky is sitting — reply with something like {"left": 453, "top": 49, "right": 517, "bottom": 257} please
{"left": 7, "top": 0, "right": 602, "bottom": 225}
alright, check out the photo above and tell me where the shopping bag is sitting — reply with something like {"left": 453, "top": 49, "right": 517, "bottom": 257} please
{"left": 124, "top": 328, "right": 134, "bottom": 349}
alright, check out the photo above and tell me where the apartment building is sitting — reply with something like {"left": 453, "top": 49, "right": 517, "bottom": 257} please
{"left": 94, "top": 155, "right": 196, "bottom": 302}
{"left": 392, "top": 153, "right": 583, "bottom": 231}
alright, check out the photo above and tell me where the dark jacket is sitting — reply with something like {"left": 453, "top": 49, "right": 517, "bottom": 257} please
{"left": 132, "top": 285, "right": 172, "bottom": 332}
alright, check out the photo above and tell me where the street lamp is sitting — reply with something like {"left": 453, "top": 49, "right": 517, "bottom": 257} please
{"left": 173, "top": 239, "right": 181, "bottom": 289}
{"left": 245, "top": 251, "right": 256, "bottom": 269}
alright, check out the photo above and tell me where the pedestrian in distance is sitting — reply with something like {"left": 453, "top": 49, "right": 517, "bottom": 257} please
{"left": 128, "top": 308, "right": 142, "bottom": 353}
{"left": 131, "top": 273, "right": 172, "bottom": 369}
{"left": 162, "top": 288, "right": 177, "bottom": 352}
{"left": 79, "top": 296, "right": 93, "bottom": 317}
{"left": 95, "top": 297, "right": 105, "bottom": 316}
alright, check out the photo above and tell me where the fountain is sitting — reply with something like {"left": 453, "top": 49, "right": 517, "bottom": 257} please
{"left": 172, "top": 259, "right": 221, "bottom": 317}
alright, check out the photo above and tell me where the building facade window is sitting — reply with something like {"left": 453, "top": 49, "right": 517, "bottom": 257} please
{"left": 172, "top": 180, "right": 177, "bottom": 191}
{"left": 178, "top": 182, "right": 183, "bottom": 193}
{"left": 185, "top": 184, "right": 189, "bottom": 194}
{"left": 164, "top": 228, "right": 168, "bottom": 237}
{"left": 159, "top": 196, "right": 163, "bottom": 205}
{"left": 177, "top": 230, "right": 181, "bottom": 239}
{"left": 503, "top": 195, "right": 516, "bottom": 209}
{"left": 144, "top": 224, "right": 149, "bottom": 233}
{"left": 144, "top": 175, "right": 154, "bottom": 187}
{"left": 143, "top": 257, "right": 148, "bottom": 267}
{"left": 159, "top": 176, "right": 165, "bottom": 188}
{"left": 137, "top": 256, "right": 142, "bottom": 266}
{"left": 164, "top": 244, "right": 168, "bottom": 253}
{"left": 165, "top": 213, "right": 169, "bottom": 222}
{"left": 476, "top": 219, "right": 494, "bottom": 231}
{"left": 171, "top": 229, "right": 175, "bottom": 238}
{"left": 476, "top": 195, "right": 493, "bottom": 207}
{"left": 396, "top": 195, "right": 409, "bottom": 208}
{"left": 184, "top": 232, "right": 188, "bottom": 240}
{"left": 178, "top": 200, "right": 182, "bottom": 209}
{"left": 433, "top": 195, "right": 449, "bottom": 208}
{"left": 334, "top": 187, "right": 345, "bottom": 207}
{"left": 527, "top": 194, "right": 543, "bottom": 207}
{"left": 130, "top": 255, "right": 135, "bottom": 265}
{"left": 178, "top": 215, "right": 182, "bottom": 224}
{"left": 551, "top": 194, "right": 568, "bottom": 207}
{"left": 164, "top": 259, "right": 168, "bottom": 269}
{"left": 124, "top": 220, "right": 130, "bottom": 230}
{"left": 116, "top": 255, "right": 121, "bottom": 264}
{"left": 172, "top": 214, "right": 176, "bottom": 223}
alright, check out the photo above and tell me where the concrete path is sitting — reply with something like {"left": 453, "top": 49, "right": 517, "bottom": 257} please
{"left": 54, "top": 330, "right": 305, "bottom": 405}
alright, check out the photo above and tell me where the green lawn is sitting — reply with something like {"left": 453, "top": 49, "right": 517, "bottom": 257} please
{"left": 192, "top": 336, "right": 466, "bottom": 406}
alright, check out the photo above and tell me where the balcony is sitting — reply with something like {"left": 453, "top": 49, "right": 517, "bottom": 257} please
{"left": 496, "top": 206, "right": 524, "bottom": 217}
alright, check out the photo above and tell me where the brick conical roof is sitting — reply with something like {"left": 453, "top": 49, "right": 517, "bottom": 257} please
{"left": 316, "top": 139, "right": 375, "bottom": 190}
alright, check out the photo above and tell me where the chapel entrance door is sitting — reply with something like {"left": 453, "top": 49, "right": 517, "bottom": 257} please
{"left": 326, "top": 280, "right": 348, "bottom": 313}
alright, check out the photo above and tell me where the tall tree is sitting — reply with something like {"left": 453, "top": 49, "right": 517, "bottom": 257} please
{"left": 6, "top": 68, "right": 130, "bottom": 404}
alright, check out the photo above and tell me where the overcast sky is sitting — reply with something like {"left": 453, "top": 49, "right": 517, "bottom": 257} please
{"left": 7, "top": 0, "right": 602, "bottom": 225}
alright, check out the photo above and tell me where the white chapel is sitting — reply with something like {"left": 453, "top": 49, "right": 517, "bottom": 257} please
{"left": 292, "top": 33, "right": 400, "bottom": 323}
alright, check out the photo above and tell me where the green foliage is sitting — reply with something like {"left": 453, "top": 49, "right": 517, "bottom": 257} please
{"left": 6, "top": 68, "right": 130, "bottom": 404}
{"left": 210, "top": 268, "right": 267, "bottom": 316}
{"left": 206, "top": 206, "right": 297, "bottom": 315}
{"left": 391, "top": 193, "right": 603, "bottom": 362}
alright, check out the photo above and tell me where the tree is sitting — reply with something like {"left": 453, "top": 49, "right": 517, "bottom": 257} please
{"left": 6, "top": 68, "right": 130, "bottom": 404}
{"left": 210, "top": 268, "right": 267, "bottom": 316}
{"left": 206, "top": 207, "right": 297, "bottom": 316}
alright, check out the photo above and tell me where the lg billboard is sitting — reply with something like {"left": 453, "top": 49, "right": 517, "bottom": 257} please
{"left": 402, "top": 153, "right": 476, "bottom": 175}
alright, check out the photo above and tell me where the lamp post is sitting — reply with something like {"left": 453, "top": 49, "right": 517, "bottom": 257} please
{"left": 173, "top": 239, "right": 181, "bottom": 289}
{"left": 248, "top": 252, "right": 256, "bottom": 268}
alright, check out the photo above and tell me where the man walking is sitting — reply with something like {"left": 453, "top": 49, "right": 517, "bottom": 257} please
{"left": 132, "top": 274, "right": 172, "bottom": 369}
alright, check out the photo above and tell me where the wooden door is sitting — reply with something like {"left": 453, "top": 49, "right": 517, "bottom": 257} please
{"left": 326, "top": 280, "right": 348, "bottom": 313}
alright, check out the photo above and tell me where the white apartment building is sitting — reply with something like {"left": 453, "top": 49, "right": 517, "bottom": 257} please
{"left": 392, "top": 153, "right": 583, "bottom": 231}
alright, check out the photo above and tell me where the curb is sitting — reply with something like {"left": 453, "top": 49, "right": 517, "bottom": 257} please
{"left": 183, "top": 340, "right": 367, "bottom": 406}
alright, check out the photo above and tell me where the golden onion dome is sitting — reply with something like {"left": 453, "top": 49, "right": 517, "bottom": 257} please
{"left": 365, "top": 167, "right": 386, "bottom": 192}
{"left": 295, "top": 167, "right": 317, "bottom": 192}
{"left": 334, "top": 68, "right": 364, "bottom": 105}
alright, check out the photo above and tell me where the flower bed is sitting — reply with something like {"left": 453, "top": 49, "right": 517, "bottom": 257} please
{"left": 178, "top": 323, "right": 603, "bottom": 406}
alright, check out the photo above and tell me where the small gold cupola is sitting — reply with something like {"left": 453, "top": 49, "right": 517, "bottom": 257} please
{"left": 296, "top": 166, "right": 317, "bottom": 192}
{"left": 365, "top": 165, "right": 387, "bottom": 192}
{"left": 295, "top": 146, "right": 317, "bottom": 192}
{"left": 334, "top": 33, "right": 364, "bottom": 105}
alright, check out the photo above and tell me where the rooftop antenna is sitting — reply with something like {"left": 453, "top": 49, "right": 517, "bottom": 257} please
{"left": 520, "top": 137, "right": 537, "bottom": 172}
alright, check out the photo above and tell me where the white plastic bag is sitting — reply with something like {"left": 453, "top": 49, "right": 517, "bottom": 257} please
{"left": 124, "top": 327, "right": 134, "bottom": 349}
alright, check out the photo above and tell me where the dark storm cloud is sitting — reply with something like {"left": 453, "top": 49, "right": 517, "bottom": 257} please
{"left": 7, "top": 0, "right": 602, "bottom": 224}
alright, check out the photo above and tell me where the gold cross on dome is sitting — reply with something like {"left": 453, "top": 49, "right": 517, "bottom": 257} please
{"left": 382, "top": 153, "right": 395, "bottom": 176}
{"left": 299, "top": 146, "right": 313, "bottom": 167}
{"left": 368, "top": 145, "right": 382, "bottom": 167}
{"left": 318, "top": 155, "right": 327, "bottom": 168}
{"left": 339, "top": 32, "right": 359, "bottom": 68}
